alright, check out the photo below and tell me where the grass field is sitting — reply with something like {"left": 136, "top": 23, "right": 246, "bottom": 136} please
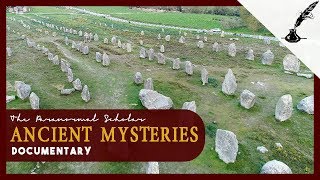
{"left": 6, "top": 6, "right": 313, "bottom": 174}
{"left": 30, "top": 6, "right": 272, "bottom": 36}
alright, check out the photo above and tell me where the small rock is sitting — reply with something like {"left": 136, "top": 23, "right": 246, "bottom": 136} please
{"left": 182, "top": 101, "right": 196, "bottom": 113}
{"left": 6, "top": 95, "right": 15, "bottom": 103}
{"left": 275, "top": 143, "right": 283, "bottom": 149}
{"left": 60, "top": 88, "right": 75, "bottom": 95}
{"left": 146, "top": 162, "right": 159, "bottom": 174}
{"left": 257, "top": 146, "right": 268, "bottom": 153}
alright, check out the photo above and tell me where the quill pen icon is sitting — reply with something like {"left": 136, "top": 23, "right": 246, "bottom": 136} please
{"left": 284, "top": 1, "right": 319, "bottom": 43}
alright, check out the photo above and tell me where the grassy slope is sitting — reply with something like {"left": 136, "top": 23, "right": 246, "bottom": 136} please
{"left": 6, "top": 6, "right": 313, "bottom": 174}
{"left": 79, "top": 6, "right": 272, "bottom": 36}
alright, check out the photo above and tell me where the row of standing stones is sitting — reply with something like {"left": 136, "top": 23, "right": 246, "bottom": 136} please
{"left": 133, "top": 66, "right": 313, "bottom": 174}
{"left": 6, "top": 35, "right": 92, "bottom": 109}
{"left": 6, "top": 16, "right": 313, "bottom": 174}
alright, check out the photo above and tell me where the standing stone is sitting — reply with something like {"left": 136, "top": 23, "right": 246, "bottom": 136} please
{"left": 48, "top": 53, "right": 54, "bottom": 61}
{"left": 165, "top": 35, "right": 170, "bottom": 42}
{"left": 203, "top": 36, "right": 208, "bottom": 42}
{"left": 147, "top": 48, "right": 154, "bottom": 60}
{"left": 182, "top": 101, "right": 196, "bottom": 113}
{"left": 111, "top": 36, "right": 117, "bottom": 45}
{"left": 67, "top": 67, "right": 73, "bottom": 82}
{"left": 139, "top": 89, "right": 173, "bottom": 109}
{"left": 157, "top": 34, "right": 161, "bottom": 40}
{"left": 126, "top": 43, "right": 132, "bottom": 53}
{"left": 83, "top": 32, "right": 89, "bottom": 42}
{"left": 246, "top": 49, "right": 254, "bottom": 61}
{"left": 104, "top": 38, "right": 108, "bottom": 44}
{"left": 160, "top": 45, "right": 165, "bottom": 53}
{"left": 93, "top": 34, "right": 99, "bottom": 41}
{"left": 121, "top": 43, "right": 127, "bottom": 50}
{"left": 146, "top": 162, "right": 159, "bottom": 174}
{"left": 71, "top": 41, "right": 76, "bottom": 49}
{"left": 264, "top": 38, "right": 271, "bottom": 45}
{"left": 172, "top": 58, "right": 180, "bottom": 70}
{"left": 102, "top": 53, "right": 110, "bottom": 66}
{"left": 82, "top": 46, "right": 89, "bottom": 55}
{"left": 61, "top": 88, "right": 75, "bottom": 95}
{"left": 201, "top": 68, "right": 208, "bottom": 85}
{"left": 117, "top": 40, "right": 122, "bottom": 48}
{"left": 222, "top": 69, "right": 237, "bottom": 95}
{"left": 221, "top": 31, "right": 225, "bottom": 37}
{"left": 139, "top": 40, "right": 144, "bottom": 45}
{"left": 261, "top": 50, "right": 274, "bottom": 65}
{"left": 6, "top": 47, "right": 12, "bottom": 57}
{"left": 65, "top": 36, "right": 69, "bottom": 45}
{"left": 275, "top": 94, "right": 293, "bottom": 121}
{"left": 81, "top": 85, "right": 90, "bottom": 102}
{"left": 140, "top": 31, "right": 144, "bottom": 36}
{"left": 36, "top": 44, "right": 42, "bottom": 51}
{"left": 197, "top": 41, "right": 204, "bottom": 49}
{"left": 144, "top": 78, "right": 154, "bottom": 90}
{"left": 96, "top": 52, "right": 102, "bottom": 63}
{"left": 134, "top": 72, "right": 143, "bottom": 84}
{"left": 72, "top": 78, "right": 82, "bottom": 91}
{"left": 52, "top": 55, "right": 59, "bottom": 65}
{"left": 185, "top": 61, "right": 193, "bottom": 75}
{"left": 15, "top": 81, "right": 31, "bottom": 100}
{"left": 89, "top": 33, "right": 93, "bottom": 41}
{"left": 228, "top": 43, "right": 236, "bottom": 57}
{"left": 183, "top": 32, "right": 187, "bottom": 36}
{"left": 139, "top": 48, "right": 147, "bottom": 59}
{"left": 60, "top": 59, "right": 70, "bottom": 72}
{"left": 283, "top": 54, "right": 300, "bottom": 73}
{"left": 212, "top": 42, "right": 220, "bottom": 52}
{"left": 179, "top": 36, "right": 185, "bottom": 43}
{"left": 215, "top": 129, "right": 238, "bottom": 163}
{"left": 196, "top": 34, "right": 200, "bottom": 40}
{"left": 297, "top": 95, "right": 314, "bottom": 114}
{"left": 157, "top": 53, "right": 166, "bottom": 65}
{"left": 240, "top": 89, "right": 256, "bottom": 109}
{"left": 42, "top": 46, "right": 48, "bottom": 55}
{"left": 78, "top": 30, "right": 83, "bottom": 37}
{"left": 29, "top": 92, "right": 39, "bottom": 110}
{"left": 260, "top": 160, "right": 292, "bottom": 174}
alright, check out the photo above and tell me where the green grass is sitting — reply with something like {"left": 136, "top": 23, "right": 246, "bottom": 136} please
{"left": 6, "top": 6, "right": 313, "bottom": 174}
{"left": 78, "top": 6, "right": 272, "bottom": 36}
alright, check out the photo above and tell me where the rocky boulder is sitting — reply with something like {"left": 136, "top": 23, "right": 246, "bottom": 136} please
{"left": 297, "top": 95, "right": 314, "bottom": 114}
{"left": 215, "top": 129, "right": 238, "bottom": 163}
{"left": 139, "top": 89, "right": 173, "bottom": 109}
{"left": 260, "top": 160, "right": 292, "bottom": 174}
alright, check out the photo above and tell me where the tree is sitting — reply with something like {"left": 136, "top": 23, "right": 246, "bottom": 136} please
{"left": 239, "top": 7, "right": 263, "bottom": 32}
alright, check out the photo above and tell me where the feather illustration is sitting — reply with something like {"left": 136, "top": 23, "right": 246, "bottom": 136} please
{"left": 294, "top": 1, "right": 319, "bottom": 28}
